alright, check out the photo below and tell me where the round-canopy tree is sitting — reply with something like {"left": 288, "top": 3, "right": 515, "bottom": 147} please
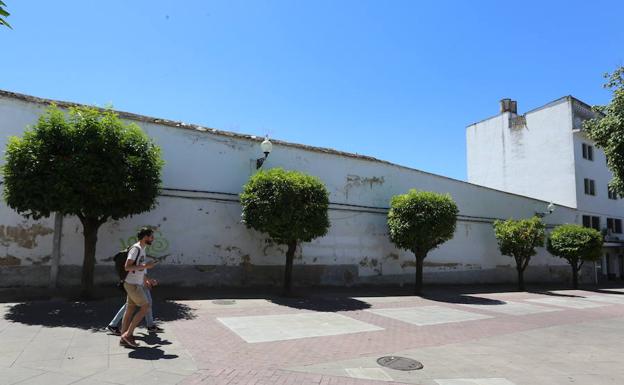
{"left": 547, "top": 224, "right": 603, "bottom": 289}
{"left": 493, "top": 216, "right": 545, "bottom": 291}
{"left": 2, "top": 106, "right": 163, "bottom": 297}
{"left": 240, "top": 168, "right": 330, "bottom": 295}
{"left": 387, "top": 189, "right": 458, "bottom": 294}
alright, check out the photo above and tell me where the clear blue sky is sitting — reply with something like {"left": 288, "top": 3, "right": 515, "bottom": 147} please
{"left": 2, "top": 1, "right": 623, "bottom": 180}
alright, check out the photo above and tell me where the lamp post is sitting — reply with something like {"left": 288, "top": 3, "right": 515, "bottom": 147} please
{"left": 256, "top": 136, "right": 273, "bottom": 169}
{"left": 535, "top": 202, "right": 555, "bottom": 218}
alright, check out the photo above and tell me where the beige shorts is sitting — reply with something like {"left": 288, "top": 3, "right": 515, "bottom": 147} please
{"left": 123, "top": 282, "right": 149, "bottom": 307}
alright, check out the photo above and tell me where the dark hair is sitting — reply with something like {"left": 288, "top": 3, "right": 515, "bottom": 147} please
{"left": 137, "top": 227, "right": 154, "bottom": 240}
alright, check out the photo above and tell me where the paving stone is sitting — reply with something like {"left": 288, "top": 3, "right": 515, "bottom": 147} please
{"left": 459, "top": 301, "right": 561, "bottom": 316}
{"left": 344, "top": 367, "right": 393, "bottom": 381}
{"left": 366, "top": 306, "right": 493, "bottom": 326}
{"left": 217, "top": 312, "right": 384, "bottom": 343}
{"left": 434, "top": 379, "right": 516, "bottom": 385}
{"left": 526, "top": 297, "right": 609, "bottom": 309}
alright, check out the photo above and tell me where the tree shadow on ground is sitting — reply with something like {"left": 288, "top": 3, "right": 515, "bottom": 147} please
{"left": 528, "top": 290, "right": 585, "bottom": 298}
{"left": 590, "top": 289, "right": 624, "bottom": 295}
{"left": 3, "top": 298, "right": 196, "bottom": 330}
{"left": 419, "top": 292, "right": 506, "bottom": 305}
{"left": 269, "top": 295, "right": 372, "bottom": 311}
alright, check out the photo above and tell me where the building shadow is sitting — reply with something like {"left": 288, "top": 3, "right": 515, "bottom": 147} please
{"left": 3, "top": 298, "right": 196, "bottom": 330}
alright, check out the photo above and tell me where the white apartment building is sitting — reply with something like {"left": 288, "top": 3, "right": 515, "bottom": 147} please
{"left": 467, "top": 97, "right": 624, "bottom": 280}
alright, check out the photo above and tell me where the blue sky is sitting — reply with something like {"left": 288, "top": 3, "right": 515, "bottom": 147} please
{"left": 1, "top": 1, "right": 623, "bottom": 180}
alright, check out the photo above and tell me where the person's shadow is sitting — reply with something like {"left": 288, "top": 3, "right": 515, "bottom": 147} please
{"left": 128, "top": 347, "right": 178, "bottom": 360}
{"left": 126, "top": 332, "right": 177, "bottom": 360}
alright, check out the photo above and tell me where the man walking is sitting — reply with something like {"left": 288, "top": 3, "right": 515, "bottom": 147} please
{"left": 107, "top": 275, "right": 163, "bottom": 334}
{"left": 119, "top": 227, "right": 158, "bottom": 347}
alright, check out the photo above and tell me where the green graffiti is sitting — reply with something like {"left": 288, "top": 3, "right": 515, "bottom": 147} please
{"left": 119, "top": 226, "right": 170, "bottom": 256}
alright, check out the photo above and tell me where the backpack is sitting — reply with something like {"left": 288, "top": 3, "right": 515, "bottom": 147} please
{"left": 113, "top": 245, "right": 141, "bottom": 282}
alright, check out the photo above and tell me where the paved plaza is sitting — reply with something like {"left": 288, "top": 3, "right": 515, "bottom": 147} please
{"left": 2, "top": 286, "right": 624, "bottom": 385}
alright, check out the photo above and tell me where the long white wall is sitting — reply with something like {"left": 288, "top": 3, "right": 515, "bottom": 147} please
{"left": 0, "top": 92, "right": 584, "bottom": 288}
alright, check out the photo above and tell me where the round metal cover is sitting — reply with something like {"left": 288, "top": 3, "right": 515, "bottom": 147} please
{"left": 376, "top": 356, "right": 423, "bottom": 371}
{"left": 212, "top": 300, "right": 236, "bottom": 305}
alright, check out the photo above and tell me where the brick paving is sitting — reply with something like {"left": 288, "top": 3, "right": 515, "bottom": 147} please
{"left": 2, "top": 287, "right": 624, "bottom": 384}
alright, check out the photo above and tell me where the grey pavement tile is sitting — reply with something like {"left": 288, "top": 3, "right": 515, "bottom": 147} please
{"left": 217, "top": 312, "right": 383, "bottom": 343}
{"left": 12, "top": 370, "right": 82, "bottom": 385}
{"left": 0, "top": 366, "right": 44, "bottom": 385}
{"left": 526, "top": 297, "right": 609, "bottom": 309}
{"left": 0, "top": 351, "right": 22, "bottom": 368}
{"left": 366, "top": 305, "right": 493, "bottom": 326}
{"left": 459, "top": 301, "right": 561, "bottom": 316}
{"left": 434, "top": 379, "right": 516, "bottom": 385}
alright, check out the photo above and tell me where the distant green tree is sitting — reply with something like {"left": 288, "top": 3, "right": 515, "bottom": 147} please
{"left": 585, "top": 67, "right": 624, "bottom": 196}
{"left": 0, "top": 1, "right": 12, "bottom": 29}
{"left": 240, "top": 168, "right": 330, "bottom": 295}
{"left": 493, "top": 217, "right": 545, "bottom": 291}
{"left": 2, "top": 106, "right": 163, "bottom": 298}
{"left": 387, "top": 190, "right": 458, "bottom": 294}
{"left": 547, "top": 224, "right": 603, "bottom": 289}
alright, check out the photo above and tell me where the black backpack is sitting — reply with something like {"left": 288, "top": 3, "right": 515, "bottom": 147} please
{"left": 113, "top": 245, "right": 140, "bottom": 282}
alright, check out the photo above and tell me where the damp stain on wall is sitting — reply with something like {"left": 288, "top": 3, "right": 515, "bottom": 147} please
{"left": 0, "top": 224, "right": 54, "bottom": 249}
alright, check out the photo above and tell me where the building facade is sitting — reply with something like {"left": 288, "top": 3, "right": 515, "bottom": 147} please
{"left": 467, "top": 97, "right": 624, "bottom": 280}
{"left": 0, "top": 90, "right": 592, "bottom": 288}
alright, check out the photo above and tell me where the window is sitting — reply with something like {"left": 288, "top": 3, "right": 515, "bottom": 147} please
{"left": 582, "top": 215, "right": 600, "bottom": 231}
{"left": 607, "top": 218, "right": 622, "bottom": 234}
{"left": 582, "top": 143, "right": 594, "bottom": 161}
{"left": 608, "top": 187, "right": 618, "bottom": 200}
{"left": 584, "top": 178, "right": 595, "bottom": 196}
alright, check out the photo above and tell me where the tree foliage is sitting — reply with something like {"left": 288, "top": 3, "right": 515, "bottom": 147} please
{"left": 0, "top": 1, "right": 11, "bottom": 29}
{"left": 547, "top": 224, "right": 603, "bottom": 289}
{"left": 493, "top": 216, "right": 545, "bottom": 291}
{"left": 387, "top": 189, "right": 458, "bottom": 294}
{"left": 584, "top": 67, "right": 624, "bottom": 196}
{"left": 2, "top": 105, "right": 163, "bottom": 296}
{"left": 240, "top": 168, "right": 330, "bottom": 294}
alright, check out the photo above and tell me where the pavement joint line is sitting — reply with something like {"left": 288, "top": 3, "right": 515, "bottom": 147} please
{"left": 9, "top": 369, "right": 48, "bottom": 385}
{"left": 9, "top": 325, "right": 42, "bottom": 368}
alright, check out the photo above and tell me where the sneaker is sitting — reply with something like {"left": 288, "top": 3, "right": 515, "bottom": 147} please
{"left": 147, "top": 325, "right": 164, "bottom": 333}
{"left": 107, "top": 325, "right": 120, "bottom": 335}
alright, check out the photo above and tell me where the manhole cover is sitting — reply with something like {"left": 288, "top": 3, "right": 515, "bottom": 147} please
{"left": 212, "top": 300, "right": 236, "bottom": 305}
{"left": 377, "top": 356, "right": 423, "bottom": 371}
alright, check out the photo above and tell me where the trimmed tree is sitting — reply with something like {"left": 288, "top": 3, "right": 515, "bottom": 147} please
{"left": 2, "top": 106, "right": 163, "bottom": 298}
{"left": 547, "top": 224, "right": 603, "bottom": 289}
{"left": 584, "top": 67, "right": 624, "bottom": 196}
{"left": 493, "top": 216, "right": 545, "bottom": 291}
{"left": 240, "top": 168, "right": 330, "bottom": 295}
{"left": 387, "top": 189, "right": 458, "bottom": 295}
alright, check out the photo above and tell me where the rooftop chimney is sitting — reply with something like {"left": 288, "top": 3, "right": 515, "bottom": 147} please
{"left": 500, "top": 98, "right": 518, "bottom": 114}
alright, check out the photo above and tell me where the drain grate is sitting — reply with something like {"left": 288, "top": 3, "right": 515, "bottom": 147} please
{"left": 376, "top": 356, "right": 423, "bottom": 371}
{"left": 212, "top": 300, "right": 236, "bottom": 305}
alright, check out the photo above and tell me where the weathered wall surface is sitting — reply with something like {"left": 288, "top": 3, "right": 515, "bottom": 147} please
{"left": 0, "top": 91, "right": 588, "bottom": 288}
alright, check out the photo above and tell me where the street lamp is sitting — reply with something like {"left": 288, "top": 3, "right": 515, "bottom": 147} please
{"left": 256, "top": 136, "right": 273, "bottom": 169}
{"left": 535, "top": 202, "right": 555, "bottom": 218}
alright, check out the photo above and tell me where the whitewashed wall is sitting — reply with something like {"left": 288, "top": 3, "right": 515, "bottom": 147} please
{"left": 0, "top": 91, "right": 584, "bottom": 288}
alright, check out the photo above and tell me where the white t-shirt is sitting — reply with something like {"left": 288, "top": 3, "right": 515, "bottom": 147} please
{"left": 124, "top": 242, "right": 146, "bottom": 285}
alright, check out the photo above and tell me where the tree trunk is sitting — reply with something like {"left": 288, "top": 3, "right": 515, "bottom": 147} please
{"left": 516, "top": 266, "right": 525, "bottom": 292}
{"left": 414, "top": 254, "right": 425, "bottom": 295}
{"left": 80, "top": 217, "right": 101, "bottom": 299}
{"left": 283, "top": 241, "right": 297, "bottom": 296}
{"left": 571, "top": 263, "right": 579, "bottom": 289}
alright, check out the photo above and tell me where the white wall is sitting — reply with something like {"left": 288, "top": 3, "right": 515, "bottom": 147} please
{"left": 467, "top": 100, "right": 577, "bottom": 208}
{"left": 0, "top": 92, "right": 583, "bottom": 287}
